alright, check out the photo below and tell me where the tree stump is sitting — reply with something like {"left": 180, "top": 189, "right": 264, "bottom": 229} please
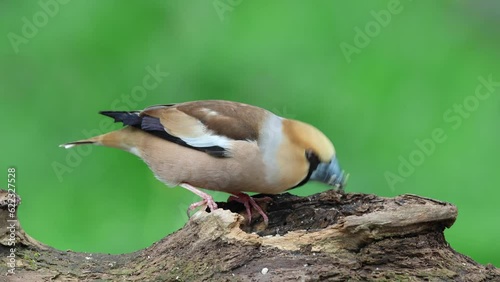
{"left": 0, "top": 189, "right": 498, "bottom": 281}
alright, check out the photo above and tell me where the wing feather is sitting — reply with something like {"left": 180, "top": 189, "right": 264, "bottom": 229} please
{"left": 101, "top": 100, "right": 272, "bottom": 158}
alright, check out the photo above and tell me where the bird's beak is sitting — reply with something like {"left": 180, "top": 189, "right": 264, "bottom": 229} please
{"left": 310, "top": 157, "right": 348, "bottom": 189}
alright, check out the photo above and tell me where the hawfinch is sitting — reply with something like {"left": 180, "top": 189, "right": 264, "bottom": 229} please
{"left": 61, "top": 100, "right": 347, "bottom": 224}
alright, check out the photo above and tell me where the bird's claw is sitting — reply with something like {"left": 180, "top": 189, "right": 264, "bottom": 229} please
{"left": 228, "top": 193, "right": 269, "bottom": 225}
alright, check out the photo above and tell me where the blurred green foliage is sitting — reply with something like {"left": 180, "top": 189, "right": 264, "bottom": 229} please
{"left": 1, "top": 0, "right": 499, "bottom": 267}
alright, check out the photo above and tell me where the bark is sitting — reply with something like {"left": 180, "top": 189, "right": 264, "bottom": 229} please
{"left": 0, "top": 189, "right": 498, "bottom": 282}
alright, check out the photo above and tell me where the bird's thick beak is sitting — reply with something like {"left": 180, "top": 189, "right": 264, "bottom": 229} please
{"left": 310, "top": 157, "right": 348, "bottom": 189}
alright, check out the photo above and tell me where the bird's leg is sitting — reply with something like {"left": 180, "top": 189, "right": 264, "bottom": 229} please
{"left": 228, "top": 192, "right": 270, "bottom": 225}
{"left": 180, "top": 183, "right": 218, "bottom": 217}
{"left": 227, "top": 194, "right": 253, "bottom": 223}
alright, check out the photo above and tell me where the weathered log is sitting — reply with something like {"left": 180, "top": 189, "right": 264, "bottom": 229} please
{"left": 0, "top": 189, "right": 498, "bottom": 281}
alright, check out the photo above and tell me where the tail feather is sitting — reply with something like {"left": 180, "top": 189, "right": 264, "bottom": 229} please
{"left": 59, "top": 140, "right": 96, "bottom": 149}
{"left": 60, "top": 127, "right": 138, "bottom": 151}
{"left": 60, "top": 111, "right": 141, "bottom": 149}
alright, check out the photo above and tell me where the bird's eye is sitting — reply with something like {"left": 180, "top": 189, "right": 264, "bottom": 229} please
{"left": 305, "top": 150, "right": 320, "bottom": 170}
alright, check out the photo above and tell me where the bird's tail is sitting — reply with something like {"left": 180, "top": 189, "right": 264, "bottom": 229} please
{"left": 59, "top": 137, "right": 101, "bottom": 149}
{"left": 60, "top": 111, "right": 142, "bottom": 150}
{"left": 59, "top": 127, "right": 138, "bottom": 150}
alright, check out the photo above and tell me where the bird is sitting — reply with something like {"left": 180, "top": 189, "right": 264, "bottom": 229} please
{"left": 60, "top": 100, "right": 348, "bottom": 224}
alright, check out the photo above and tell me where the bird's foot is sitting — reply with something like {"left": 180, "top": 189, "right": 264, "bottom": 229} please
{"left": 228, "top": 193, "right": 270, "bottom": 225}
{"left": 187, "top": 198, "right": 218, "bottom": 213}
{"left": 180, "top": 183, "right": 218, "bottom": 218}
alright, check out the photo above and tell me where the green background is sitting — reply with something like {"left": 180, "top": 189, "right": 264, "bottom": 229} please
{"left": 1, "top": 0, "right": 499, "bottom": 267}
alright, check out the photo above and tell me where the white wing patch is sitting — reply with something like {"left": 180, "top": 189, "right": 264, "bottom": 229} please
{"left": 180, "top": 131, "right": 232, "bottom": 149}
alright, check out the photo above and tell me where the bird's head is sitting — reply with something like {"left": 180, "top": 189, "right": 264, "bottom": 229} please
{"left": 283, "top": 119, "right": 348, "bottom": 189}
